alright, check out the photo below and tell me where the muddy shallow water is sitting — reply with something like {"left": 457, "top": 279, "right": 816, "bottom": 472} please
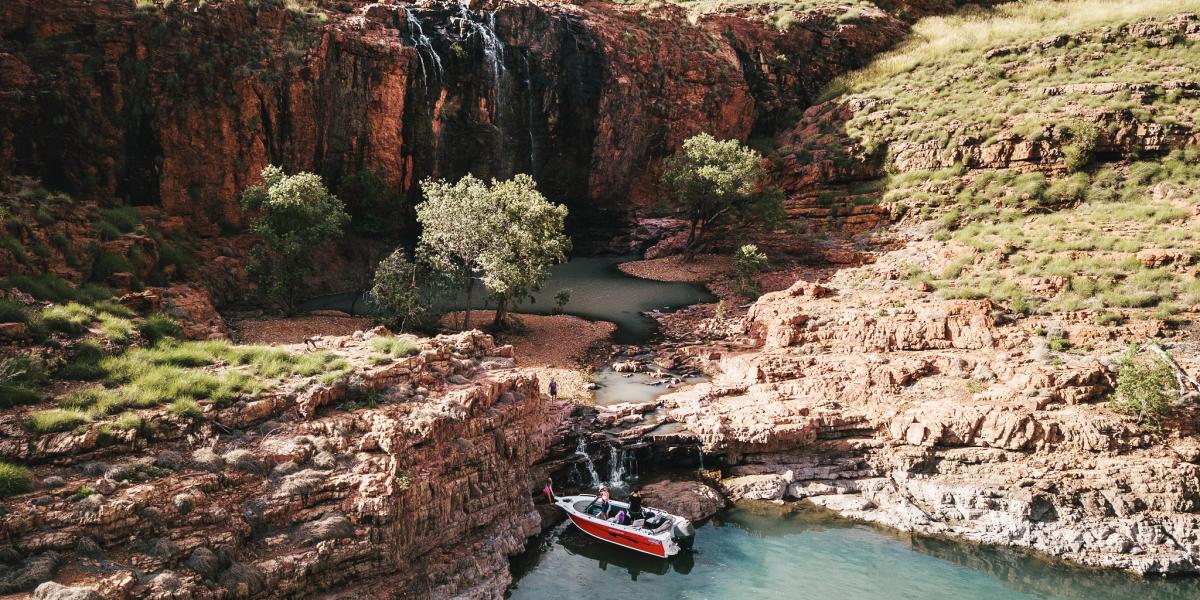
{"left": 507, "top": 503, "right": 1200, "bottom": 600}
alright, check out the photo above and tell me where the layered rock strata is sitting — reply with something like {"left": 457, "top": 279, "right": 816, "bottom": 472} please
{"left": 0, "top": 0, "right": 924, "bottom": 237}
{"left": 664, "top": 267, "right": 1200, "bottom": 575}
{"left": 1, "top": 331, "right": 571, "bottom": 599}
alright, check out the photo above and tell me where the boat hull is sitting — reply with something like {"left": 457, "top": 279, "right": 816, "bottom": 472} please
{"left": 566, "top": 512, "right": 670, "bottom": 558}
{"left": 554, "top": 494, "right": 686, "bottom": 558}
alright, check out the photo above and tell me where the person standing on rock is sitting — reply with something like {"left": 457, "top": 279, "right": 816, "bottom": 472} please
{"left": 543, "top": 478, "right": 555, "bottom": 503}
{"left": 548, "top": 379, "right": 558, "bottom": 401}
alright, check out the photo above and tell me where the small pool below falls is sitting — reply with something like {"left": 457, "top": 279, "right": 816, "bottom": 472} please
{"left": 507, "top": 504, "right": 1200, "bottom": 600}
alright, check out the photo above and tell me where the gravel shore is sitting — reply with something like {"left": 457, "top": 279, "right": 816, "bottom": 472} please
{"left": 442, "top": 310, "right": 615, "bottom": 403}
{"left": 232, "top": 314, "right": 373, "bottom": 344}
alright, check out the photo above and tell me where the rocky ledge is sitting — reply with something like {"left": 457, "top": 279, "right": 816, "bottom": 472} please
{"left": 659, "top": 253, "right": 1200, "bottom": 575}
{"left": 1, "top": 330, "right": 571, "bottom": 599}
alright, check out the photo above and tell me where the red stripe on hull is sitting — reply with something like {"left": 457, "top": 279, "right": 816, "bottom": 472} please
{"left": 567, "top": 513, "right": 668, "bottom": 558}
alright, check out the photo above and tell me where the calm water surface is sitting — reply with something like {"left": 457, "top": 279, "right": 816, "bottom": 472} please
{"left": 300, "top": 256, "right": 714, "bottom": 343}
{"left": 508, "top": 504, "right": 1200, "bottom": 600}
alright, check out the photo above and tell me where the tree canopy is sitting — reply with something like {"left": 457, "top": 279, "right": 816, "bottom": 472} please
{"left": 661, "top": 133, "right": 782, "bottom": 259}
{"left": 415, "top": 173, "right": 569, "bottom": 329}
{"left": 240, "top": 165, "right": 349, "bottom": 313}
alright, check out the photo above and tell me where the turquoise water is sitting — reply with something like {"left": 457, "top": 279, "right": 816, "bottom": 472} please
{"left": 508, "top": 504, "right": 1200, "bottom": 600}
{"left": 299, "top": 256, "right": 714, "bottom": 343}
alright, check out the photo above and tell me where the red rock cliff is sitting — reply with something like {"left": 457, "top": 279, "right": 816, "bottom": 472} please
{"left": 0, "top": 0, "right": 916, "bottom": 241}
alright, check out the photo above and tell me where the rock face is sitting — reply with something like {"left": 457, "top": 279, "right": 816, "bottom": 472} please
{"left": 0, "top": 331, "right": 571, "bottom": 599}
{"left": 638, "top": 479, "right": 726, "bottom": 523}
{"left": 664, "top": 264, "right": 1200, "bottom": 575}
{"left": 0, "top": 0, "right": 917, "bottom": 241}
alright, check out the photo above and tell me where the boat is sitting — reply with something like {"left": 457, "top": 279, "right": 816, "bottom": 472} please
{"left": 553, "top": 494, "right": 695, "bottom": 558}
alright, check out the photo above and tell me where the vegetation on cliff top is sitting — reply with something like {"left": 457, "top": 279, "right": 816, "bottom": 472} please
{"left": 802, "top": 0, "right": 1200, "bottom": 321}
{"left": 241, "top": 165, "right": 350, "bottom": 314}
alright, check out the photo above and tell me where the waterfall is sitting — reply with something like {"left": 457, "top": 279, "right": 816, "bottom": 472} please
{"left": 455, "top": 6, "right": 507, "bottom": 120}
{"left": 522, "top": 50, "right": 538, "bottom": 177}
{"left": 404, "top": 8, "right": 443, "bottom": 87}
{"left": 698, "top": 446, "right": 705, "bottom": 471}
{"left": 575, "top": 438, "right": 601, "bottom": 488}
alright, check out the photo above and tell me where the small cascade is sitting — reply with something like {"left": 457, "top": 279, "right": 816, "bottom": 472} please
{"left": 404, "top": 8, "right": 444, "bottom": 87}
{"left": 606, "top": 444, "right": 639, "bottom": 488}
{"left": 698, "top": 446, "right": 705, "bottom": 471}
{"left": 575, "top": 438, "right": 601, "bottom": 488}
{"left": 607, "top": 444, "right": 626, "bottom": 486}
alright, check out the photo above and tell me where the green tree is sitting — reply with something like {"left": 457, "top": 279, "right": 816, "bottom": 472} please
{"left": 1109, "top": 345, "right": 1177, "bottom": 427}
{"left": 661, "top": 133, "right": 783, "bottom": 260}
{"left": 240, "top": 165, "right": 349, "bottom": 313}
{"left": 369, "top": 248, "right": 451, "bottom": 332}
{"left": 477, "top": 175, "right": 570, "bottom": 328}
{"left": 416, "top": 174, "right": 569, "bottom": 330}
{"left": 733, "top": 244, "right": 768, "bottom": 296}
{"left": 416, "top": 175, "right": 494, "bottom": 330}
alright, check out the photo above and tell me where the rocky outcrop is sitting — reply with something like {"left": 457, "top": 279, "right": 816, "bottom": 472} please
{"left": 661, "top": 250, "right": 1200, "bottom": 575}
{"left": 0, "top": 331, "right": 571, "bottom": 599}
{"left": 637, "top": 479, "right": 726, "bottom": 522}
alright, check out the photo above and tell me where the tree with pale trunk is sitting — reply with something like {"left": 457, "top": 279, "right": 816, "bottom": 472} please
{"left": 416, "top": 174, "right": 569, "bottom": 330}
{"left": 661, "top": 133, "right": 782, "bottom": 260}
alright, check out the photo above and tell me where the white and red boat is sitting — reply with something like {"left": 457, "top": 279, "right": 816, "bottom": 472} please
{"left": 554, "top": 494, "right": 695, "bottom": 558}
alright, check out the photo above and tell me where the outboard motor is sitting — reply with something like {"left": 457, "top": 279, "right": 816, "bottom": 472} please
{"left": 671, "top": 519, "right": 695, "bottom": 550}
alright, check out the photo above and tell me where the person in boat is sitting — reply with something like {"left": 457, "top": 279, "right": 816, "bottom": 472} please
{"left": 586, "top": 485, "right": 612, "bottom": 519}
{"left": 627, "top": 489, "right": 644, "bottom": 521}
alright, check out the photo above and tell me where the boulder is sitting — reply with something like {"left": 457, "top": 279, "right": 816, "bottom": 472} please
{"left": 33, "top": 582, "right": 100, "bottom": 600}
{"left": 638, "top": 480, "right": 727, "bottom": 522}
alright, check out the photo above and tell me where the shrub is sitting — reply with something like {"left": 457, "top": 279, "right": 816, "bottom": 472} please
{"left": 169, "top": 398, "right": 203, "bottom": 419}
{"left": 90, "top": 251, "right": 135, "bottom": 283}
{"left": 1063, "top": 123, "right": 1099, "bottom": 172}
{"left": 99, "top": 315, "right": 137, "bottom": 344}
{"left": 370, "top": 336, "right": 420, "bottom": 358}
{"left": 138, "top": 312, "right": 183, "bottom": 342}
{"left": 733, "top": 244, "right": 769, "bottom": 295}
{"left": 0, "top": 299, "right": 29, "bottom": 323}
{"left": 26, "top": 409, "right": 90, "bottom": 434}
{"left": 369, "top": 249, "right": 443, "bottom": 331}
{"left": 0, "top": 384, "right": 43, "bottom": 408}
{"left": 240, "top": 165, "right": 349, "bottom": 313}
{"left": 0, "top": 461, "right": 32, "bottom": 498}
{"left": 1109, "top": 347, "right": 1176, "bottom": 426}
{"left": 554, "top": 288, "right": 572, "bottom": 313}
{"left": 59, "top": 340, "right": 107, "bottom": 380}
{"left": 40, "top": 303, "right": 96, "bottom": 335}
